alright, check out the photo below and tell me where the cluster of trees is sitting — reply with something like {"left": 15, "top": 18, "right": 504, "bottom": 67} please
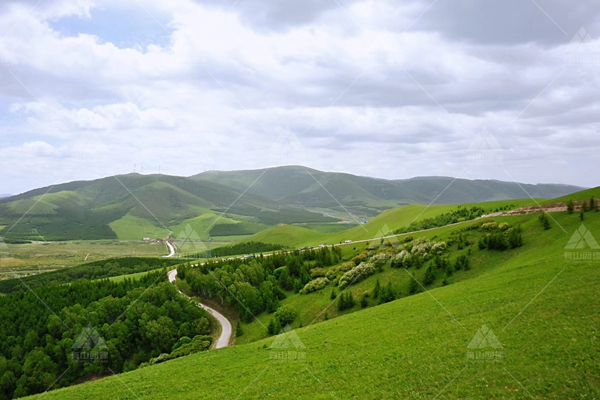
{"left": 0, "top": 272, "right": 211, "bottom": 399}
{"left": 0, "top": 206, "right": 123, "bottom": 241}
{"left": 372, "top": 279, "right": 396, "bottom": 304}
{"left": 198, "top": 241, "right": 285, "bottom": 258}
{"left": 395, "top": 206, "right": 487, "bottom": 234}
{"left": 566, "top": 196, "right": 598, "bottom": 220}
{"left": 179, "top": 247, "right": 342, "bottom": 323}
{"left": 477, "top": 225, "right": 523, "bottom": 250}
{"left": 337, "top": 292, "right": 355, "bottom": 311}
{"left": 0, "top": 258, "right": 178, "bottom": 294}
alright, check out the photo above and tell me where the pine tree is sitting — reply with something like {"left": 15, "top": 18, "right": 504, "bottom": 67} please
{"left": 360, "top": 293, "right": 368, "bottom": 308}
{"left": 580, "top": 210, "right": 585, "bottom": 221}
{"left": 566, "top": 200, "right": 574, "bottom": 214}
{"left": 408, "top": 276, "right": 419, "bottom": 294}
{"left": 373, "top": 278, "right": 381, "bottom": 299}
{"left": 539, "top": 212, "right": 551, "bottom": 230}
{"left": 330, "top": 289, "right": 336, "bottom": 300}
{"left": 424, "top": 265, "right": 435, "bottom": 285}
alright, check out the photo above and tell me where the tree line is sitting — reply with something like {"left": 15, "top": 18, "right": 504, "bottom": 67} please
{"left": 179, "top": 246, "right": 343, "bottom": 322}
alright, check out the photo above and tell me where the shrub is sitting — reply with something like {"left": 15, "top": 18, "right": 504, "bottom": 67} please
{"left": 498, "top": 223, "right": 510, "bottom": 231}
{"left": 300, "top": 277, "right": 329, "bottom": 294}
{"left": 275, "top": 305, "right": 297, "bottom": 325}
{"left": 338, "top": 262, "right": 376, "bottom": 289}
{"left": 310, "top": 268, "right": 327, "bottom": 278}
{"left": 481, "top": 222, "right": 498, "bottom": 231}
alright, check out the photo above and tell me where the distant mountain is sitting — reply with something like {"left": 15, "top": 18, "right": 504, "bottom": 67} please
{"left": 193, "top": 166, "right": 584, "bottom": 212}
{"left": 0, "top": 167, "right": 584, "bottom": 241}
{"left": 0, "top": 173, "right": 334, "bottom": 241}
{"left": 0, "top": 194, "right": 11, "bottom": 199}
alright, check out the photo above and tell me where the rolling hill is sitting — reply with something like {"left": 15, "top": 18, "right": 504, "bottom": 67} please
{"left": 24, "top": 187, "right": 600, "bottom": 399}
{"left": 0, "top": 167, "right": 584, "bottom": 242}
{"left": 194, "top": 166, "right": 584, "bottom": 214}
{"left": 0, "top": 174, "right": 335, "bottom": 242}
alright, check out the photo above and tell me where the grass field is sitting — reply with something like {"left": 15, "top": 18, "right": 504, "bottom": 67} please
{"left": 245, "top": 198, "right": 538, "bottom": 249}
{"left": 26, "top": 197, "right": 600, "bottom": 399}
{"left": 0, "top": 241, "right": 170, "bottom": 279}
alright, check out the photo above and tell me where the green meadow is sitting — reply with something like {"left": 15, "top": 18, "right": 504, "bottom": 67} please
{"left": 25, "top": 192, "right": 600, "bottom": 399}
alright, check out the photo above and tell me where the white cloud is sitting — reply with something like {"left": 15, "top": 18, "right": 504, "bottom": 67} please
{"left": 0, "top": 0, "right": 599, "bottom": 195}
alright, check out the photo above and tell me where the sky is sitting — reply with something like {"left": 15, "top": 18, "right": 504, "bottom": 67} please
{"left": 0, "top": 0, "right": 599, "bottom": 195}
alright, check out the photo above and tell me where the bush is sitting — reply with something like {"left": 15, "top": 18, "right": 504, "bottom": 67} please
{"left": 300, "top": 277, "right": 329, "bottom": 294}
{"left": 310, "top": 268, "right": 327, "bottom": 278}
{"left": 275, "top": 305, "right": 297, "bottom": 326}
{"left": 338, "top": 262, "right": 376, "bottom": 289}
{"left": 481, "top": 222, "right": 498, "bottom": 231}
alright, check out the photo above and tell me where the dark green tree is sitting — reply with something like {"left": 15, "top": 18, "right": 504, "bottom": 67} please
{"left": 424, "top": 265, "right": 436, "bottom": 285}
{"left": 566, "top": 200, "right": 574, "bottom": 214}
{"left": 539, "top": 212, "right": 551, "bottom": 230}
{"left": 373, "top": 278, "right": 381, "bottom": 299}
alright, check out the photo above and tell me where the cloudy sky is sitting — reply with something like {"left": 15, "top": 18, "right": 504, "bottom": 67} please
{"left": 0, "top": 0, "right": 599, "bottom": 194}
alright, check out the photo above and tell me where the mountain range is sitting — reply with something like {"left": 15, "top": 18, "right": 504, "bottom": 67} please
{"left": 0, "top": 166, "right": 584, "bottom": 241}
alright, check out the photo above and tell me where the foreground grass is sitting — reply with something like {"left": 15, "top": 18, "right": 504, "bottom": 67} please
{"left": 26, "top": 210, "right": 600, "bottom": 399}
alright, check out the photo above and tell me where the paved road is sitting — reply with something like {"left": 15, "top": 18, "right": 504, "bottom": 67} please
{"left": 163, "top": 241, "right": 176, "bottom": 258}
{"left": 168, "top": 269, "right": 232, "bottom": 349}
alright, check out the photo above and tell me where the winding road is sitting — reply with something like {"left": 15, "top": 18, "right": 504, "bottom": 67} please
{"left": 168, "top": 269, "right": 232, "bottom": 349}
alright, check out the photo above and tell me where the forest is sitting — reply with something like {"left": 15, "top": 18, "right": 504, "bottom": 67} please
{"left": 0, "top": 271, "right": 211, "bottom": 399}
{"left": 179, "top": 246, "right": 343, "bottom": 322}
{"left": 0, "top": 258, "right": 179, "bottom": 294}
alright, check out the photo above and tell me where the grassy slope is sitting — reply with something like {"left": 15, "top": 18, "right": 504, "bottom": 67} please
{"left": 246, "top": 198, "right": 537, "bottom": 249}
{"left": 29, "top": 207, "right": 600, "bottom": 399}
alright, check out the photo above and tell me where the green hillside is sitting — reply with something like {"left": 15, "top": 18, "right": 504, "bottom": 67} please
{"left": 25, "top": 195, "right": 600, "bottom": 399}
{"left": 245, "top": 198, "right": 537, "bottom": 249}
{"left": 194, "top": 166, "right": 584, "bottom": 213}
{"left": 0, "top": 168, "right": 583, "bottom": 242}
{"left": 0, "top": 174, "right": 333, "bottom": 242}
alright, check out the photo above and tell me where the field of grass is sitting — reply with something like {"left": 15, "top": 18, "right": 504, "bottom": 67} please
{"left": 109, "top": 214, "right": 170, "bottom": 240}
{"left": 26, "top": 197, "right": 600, "bottom": 399}
{"left": 0, "top": 240, "right": 169, "bottom": 279}
{"left": 245, "top": 198, "right": 538, "bottom": 250}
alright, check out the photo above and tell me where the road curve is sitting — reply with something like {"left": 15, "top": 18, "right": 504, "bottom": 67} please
{"left": 168, "top": 269, "right": 232, "bottom": 349}
{"left": 163, "top": 241, "right": 176, "bottom": 258}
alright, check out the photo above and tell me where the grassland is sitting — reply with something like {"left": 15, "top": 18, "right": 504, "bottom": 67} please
{"left": 26, "top": 195, "right": 600, "bottom": 399}
{"left": 246, "top": 198, "right": 537, "bottom": 249}
{"left": 0, "top": 240, "right": 170, "bottom": 279}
